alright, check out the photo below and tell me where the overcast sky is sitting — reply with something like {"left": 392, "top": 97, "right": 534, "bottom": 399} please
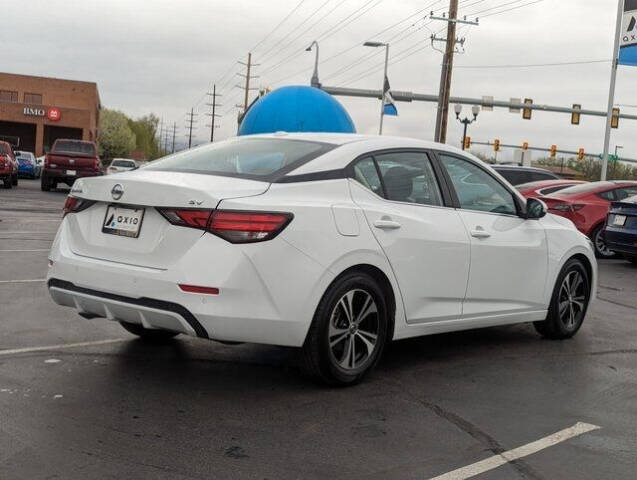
{"left": 3, "top": 0, "right": 635, "bottom": 161}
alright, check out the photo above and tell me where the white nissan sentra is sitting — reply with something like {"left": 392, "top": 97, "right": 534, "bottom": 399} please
{"left": 47, "top": 133, "right": 596, "bottom": 385}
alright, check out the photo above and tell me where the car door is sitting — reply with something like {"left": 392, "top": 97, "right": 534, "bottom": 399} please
{"left": 349, "top": 151, "right": 471, "bottom": 324}
{"left": 437, "top": 152, "right": 548, "bottom": 319}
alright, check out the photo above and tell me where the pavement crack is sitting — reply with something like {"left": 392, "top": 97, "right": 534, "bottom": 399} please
{"left": 387, "top": 378, "right": 545, "bottom": 480}
{"left": 597, "top": 296, "right": 637, "bottom": 311}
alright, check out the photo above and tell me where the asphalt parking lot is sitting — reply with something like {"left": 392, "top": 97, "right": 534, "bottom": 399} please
{"left": 1, "top": 179, "right": 636, "bottom": 480}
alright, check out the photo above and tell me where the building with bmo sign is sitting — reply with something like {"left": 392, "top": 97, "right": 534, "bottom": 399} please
{"left": 0, "top": 72, "right": 100, "bottom": 156}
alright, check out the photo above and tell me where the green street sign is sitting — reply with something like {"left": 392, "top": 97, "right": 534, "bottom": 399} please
{"left": 609, "top": 154, "right": 619, "bottom": 162}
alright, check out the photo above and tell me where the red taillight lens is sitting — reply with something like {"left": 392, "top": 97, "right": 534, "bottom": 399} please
{"left": 178, "top": 284, "right": 219, "bottom": 295}
{"left": 157, "top": 208, "right": 212, "bottom": 229}
{"left": 62, "top": 196, "right": 95, "bottom": 217}
{"left": 157, "top": 208, "right": 292, "bottom": 243}
{"left": 94, "top": 158, "right": 100, "bottom": 170}
{"left": 208, "top": 210, "right": 293, "bottom": 243}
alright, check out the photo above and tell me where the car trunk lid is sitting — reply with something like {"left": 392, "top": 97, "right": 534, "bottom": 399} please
{"left": 64, "top": 170, "right": 270, "bottom": 269}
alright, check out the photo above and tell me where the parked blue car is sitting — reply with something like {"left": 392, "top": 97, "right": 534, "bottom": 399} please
{"left": 605, "top": 195, "right": 637, "bottom": 264}
{"left": 15, "top": 151, "right": 38, "bottom": 179}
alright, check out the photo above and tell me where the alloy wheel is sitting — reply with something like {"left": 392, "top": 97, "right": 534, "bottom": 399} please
{"left": 558, "top": 270, "right": 587, "bottom": 330}
{"left": 594, "top": 229, "right": 614, "bottom": 257}
{"left": 328, "top": 289, "right": 379, "bottom": 371}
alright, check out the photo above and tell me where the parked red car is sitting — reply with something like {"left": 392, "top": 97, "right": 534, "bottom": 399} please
{"left": 41, "top": 139, "right": 101, "bottom": 191}
{"left": 541, "top": 181, "right": 637, "bottom": 258}
{"left": 516, "top": 179, "right": 587, "bottom": 198}
{"left": 0, "top": 140, "right": 18, "bottom": 189}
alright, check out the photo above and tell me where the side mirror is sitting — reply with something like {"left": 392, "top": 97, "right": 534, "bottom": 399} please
{"left": 526, "top": 197, "right": 547, "bottom": 219}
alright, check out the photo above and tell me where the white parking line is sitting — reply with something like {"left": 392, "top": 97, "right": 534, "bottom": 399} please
{"left": 0, "top": 279, "right": 46, "bottom": 284}
{"left": 0, "top": 339, "right": 126, "bottom": 356}
{"left": 429, "top": 422, "right": 600, "bottom": 480}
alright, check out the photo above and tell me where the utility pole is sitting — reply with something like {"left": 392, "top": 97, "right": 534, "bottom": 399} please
{"left": 158, "top": 118, "right": 164, "bottom": 154}
{"left": 171, "top": 122, "right": 177, "bottom": 153}
{"left": 236, "top": 53, "right": 260, "bottom": 124}
{"left": 186, "top": 108, "right": 197, "bottom": 149}
{"left": 205, "top": 84, "right": 222, "bottom": 142}
{"left": 601, "top": 0, "right": 624, "bottom": 181}
{"left": 432, "top": 2, "right": 478, "bottom": 143}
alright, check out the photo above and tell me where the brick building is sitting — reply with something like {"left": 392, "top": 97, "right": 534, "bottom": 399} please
{"left": 0, "top": 72, "right": 100, "bottom": 156}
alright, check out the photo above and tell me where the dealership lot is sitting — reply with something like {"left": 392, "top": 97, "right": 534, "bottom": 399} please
{"left": 1, "top": 180, "right": 636, "bottom": 479}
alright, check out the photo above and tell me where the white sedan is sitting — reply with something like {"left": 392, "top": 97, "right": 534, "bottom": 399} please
{"left": 106, "top": 158, "right": 137, "bottom": 175}
{"left": 47, "top": 134, "right": 596, "bottom": 385}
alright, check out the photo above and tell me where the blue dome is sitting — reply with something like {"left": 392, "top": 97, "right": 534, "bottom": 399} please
{"left": 238, "top": 86, "right": 356, "bottom": 136}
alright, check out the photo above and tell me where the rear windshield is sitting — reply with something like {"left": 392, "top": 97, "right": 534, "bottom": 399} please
{"left": 144, "top": 138, "right": 335, "bottom": 180}
{"left": 555, "top": 182, "right": 613, "bottom": 196}
{"left": 52, "top": 140, "right": 96, "bottom": 156}
{"left": 112, "top": 160, "right": 135, "bottom": 167}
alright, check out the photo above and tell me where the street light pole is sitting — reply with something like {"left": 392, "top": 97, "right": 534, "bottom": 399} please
{"left": 454, "top": 104, "right": 480, "bottom": 150}
{"left": 363, "top": 41, "right": 389, "bottom": 135}
{"left": 306, "top": 41, "right": 320, "bottom": 87}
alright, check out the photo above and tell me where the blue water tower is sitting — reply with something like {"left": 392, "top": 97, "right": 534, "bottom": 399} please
{"left": 238, "top": 86, "right": 356, "bottom": 136}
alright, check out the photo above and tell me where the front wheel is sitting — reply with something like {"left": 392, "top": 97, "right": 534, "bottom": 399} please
{"left": 12, "top": 174, "right": 17, "bottom": 186}
{"left": 3, "top": 177, "right": 11, "bottom": 189}
{"left": 591, "top": 225, "right": 616, "bottom": 258}
{"left": 534, "top": 258, "right": 591, "bottom": 339}
{"left": 41, "top": 174, "right": 51, "bottom": 191}
{"left": 119, "top": 321, "right": 180, "bottom": 341}
{"left": 300, "top": 272, "right": 389, "bottom": 386}
{"left": 624, "top": 254, "right": 637, "bottom": 265}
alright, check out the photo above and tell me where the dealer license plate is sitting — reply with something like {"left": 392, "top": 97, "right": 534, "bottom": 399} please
{"left": 613, "top": 214, "right": 626, "bottom": 227}
{"left": 102, "top": 206, "right": 145, "bottom": 238}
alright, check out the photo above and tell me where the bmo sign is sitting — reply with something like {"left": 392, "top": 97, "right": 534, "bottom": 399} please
{"left": 23, "top": 106, "right": 62, "bottom": 122}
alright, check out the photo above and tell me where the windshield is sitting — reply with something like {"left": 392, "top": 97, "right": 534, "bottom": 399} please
{"left": 112, "top": 160, "right": 135, "bottom": 167}
{"left": 144, "top": 137, "right": 335, "bottom": 180}
{"left": 52, "top": 140, "right": 96, "bottom": 156}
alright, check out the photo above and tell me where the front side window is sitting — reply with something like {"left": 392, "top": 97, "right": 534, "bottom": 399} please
{"left": 439, "top": 154, "right": 517, "bottom": 215}
{"left": 144, "top": 138, "right": 334, "bottom": 179}
{"left": 374, "top": 152, "right": 443, "bottom": 206}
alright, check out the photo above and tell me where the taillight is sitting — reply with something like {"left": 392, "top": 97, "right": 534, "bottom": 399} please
{"left": 156, "top": 208, "right": 293, "bottom": 243}
{"left": 62, "top": 196, "right": 96, "bottom": 217}
{"left": 571, "top": 204, "right": 585, "bottom": 211}
{"left": 157, "top": 208, "right": 212, "bottom": 229}
{"left": 550, "top": 204, "right": 572, "bottom": 212}
{"left": 208, "top": 210, "right": 293, "bottom": 243}
{"left": 93, "top": 158, "right": 100, "bottom": 170}
{"left": 44, "top": 154, "right": 50, "bottom": 168}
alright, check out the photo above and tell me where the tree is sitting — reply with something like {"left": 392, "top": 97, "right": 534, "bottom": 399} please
{"left": 128, "top": 114, "right": 161, "bottom": 160}
{"left": 98, "top": 109, "right": 136, "bottom": 160}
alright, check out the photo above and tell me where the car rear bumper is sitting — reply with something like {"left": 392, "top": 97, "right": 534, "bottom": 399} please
{"left": 46, "top": 217, "right": 329, "bottom": 347}
{"left": 43, "top": 167, "right": 102, "bottom": 179}
{"left": 605, "top": 228, "right": 637, "bottom": 256}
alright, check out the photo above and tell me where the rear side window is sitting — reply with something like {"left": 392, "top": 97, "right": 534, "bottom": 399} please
{"left": 440, "top": 154, "right": 517, "bottom": 215}
{"left": 352, "top": 151, "right": 443, "bottom": 207}
{"left": 112, "top": 160, "right": 135, "bottom": 167}
{"left": 529, "top": 171, "right": 558, "bottom": 182}
{"left": 53, "top": 141, "right": 96, "bottom": 156}
{"left": 144, "top": 138, "right": 335, "bottom": 180}
{"left": 495, "top": 169, "right": 528, "bottom": 185}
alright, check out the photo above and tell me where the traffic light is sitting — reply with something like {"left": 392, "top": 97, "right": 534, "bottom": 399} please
{"left": 464, "top": 136, "right": 471, "bottom": 150}
{"left": 494, "top": 139, "right": 500, "bottom": 152}
{"left": 522, "top": 141, "right": 529, "bottom": 150}
{"left": 522, "top": 98, "right": 533, "bottom": 120}
{"left": 611, "top": 107, "right": 620, "bottom": 129}
{"left": 550, "top": 145, "right": 557, "bottom": 158}
{"left": 578, "top": 148, "right": 585, "bottom": 161}
{"left": 571, "top": 104, "right": 581, "bottom": 125}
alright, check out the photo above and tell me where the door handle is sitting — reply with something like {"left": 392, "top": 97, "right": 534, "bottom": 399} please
{"left": 470, "top": 228, "right": 491, "bottom": 239}
{"left": 374, "top": 219, "right": 401, "bottom": 230}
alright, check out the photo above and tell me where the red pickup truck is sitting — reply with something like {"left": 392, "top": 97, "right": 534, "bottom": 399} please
{"left": 41, "top": 139, "right": 102, "bottom": 191}
{"left": 0, "top": 140, "right": 18, "bottom": 189}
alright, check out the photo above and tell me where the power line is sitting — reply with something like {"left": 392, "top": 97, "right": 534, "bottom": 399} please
{"left": 250, "top": 0, "right": 308, "bottom": 52}
{"left": 480, "top": 0, "right": 544, "bottom": 18}
{"left": 455, "top": 59, "right": 610, "bottom": 69}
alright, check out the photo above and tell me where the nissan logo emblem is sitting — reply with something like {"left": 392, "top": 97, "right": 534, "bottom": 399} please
{"left": 111, "top": 184, "right": 124, "bottom": 200}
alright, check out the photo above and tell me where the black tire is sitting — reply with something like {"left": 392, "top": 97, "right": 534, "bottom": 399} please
{"left": 591, "top": 224, "right": 616, "bottom": 258}
{"left": 41, "top": 174, "right": 51, "bottom": 191}
{"left": 534, "top": 258, "right": 591, "bottom": 340}
{"left": 119, "top": 321, "right": 180, "bottom": 341}
{"left": 3, "top": 177, "right": 11, "bottom": 189}
{"left": 624, "top": 254, "right": 637, "bottom": 265}
{"left": 12, "top": 174, "right": 17, "bottom": 186}
{"left": 300, "top": 272, "right": 389, "bottom": 386}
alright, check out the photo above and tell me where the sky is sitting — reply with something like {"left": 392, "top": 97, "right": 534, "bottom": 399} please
{"left": 2, "top": 0, "right": 635, "bottom": 162}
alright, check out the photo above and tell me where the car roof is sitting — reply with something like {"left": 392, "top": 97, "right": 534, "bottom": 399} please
{"left": 492, "top": 164, "right": 553, "bottom": 173}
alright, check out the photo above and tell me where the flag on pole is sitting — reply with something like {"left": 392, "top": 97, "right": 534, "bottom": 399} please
{"left": 619, "top": 0, "right": 637, "bottom": 66}
{"left": 382, "top": 76, "right": 398, "bottom": 116}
